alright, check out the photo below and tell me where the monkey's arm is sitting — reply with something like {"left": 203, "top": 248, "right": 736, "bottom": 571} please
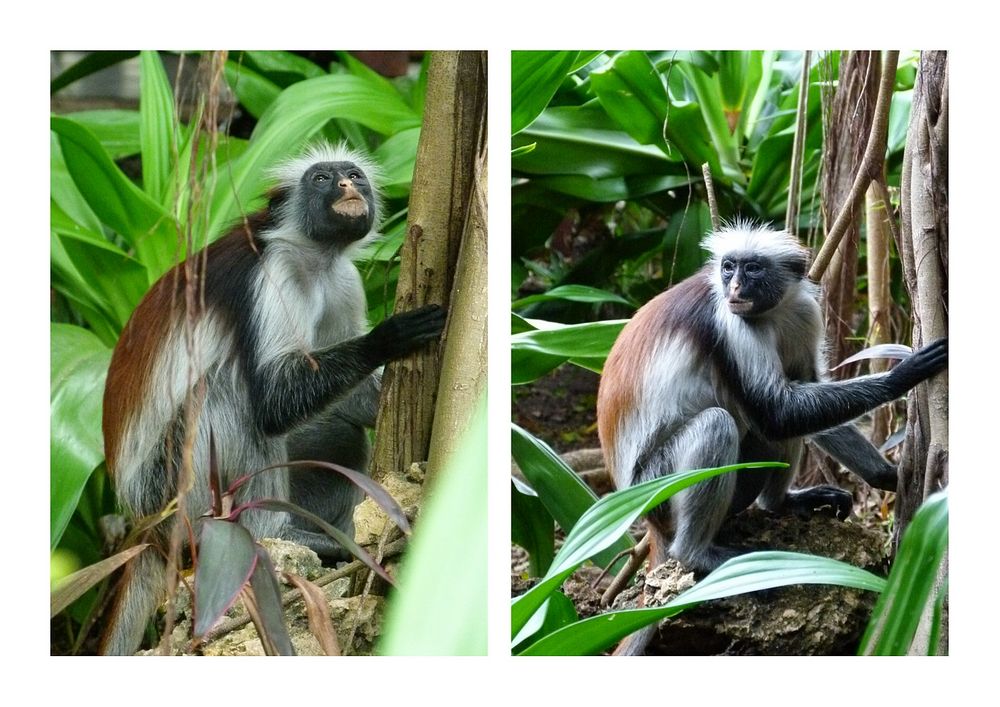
{"left": 810, "top": 424, "right": 896, "bottom": 491}
{"left": 740, "top": 338, "right": 947, "bottom": 440}
{"left": 249, "top": 305, "right": 444, "bottom": 436}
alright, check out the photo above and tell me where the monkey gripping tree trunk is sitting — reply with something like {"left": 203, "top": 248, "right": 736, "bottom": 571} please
{"left": 371, "top": 51, "right": 488, "bottom": 485}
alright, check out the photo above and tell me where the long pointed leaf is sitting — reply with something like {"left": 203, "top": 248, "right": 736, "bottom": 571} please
{"left": 520, "top": 551, "right": 885, "bottom": 655}
{"left": 193, "top": 519, "right": 258, "bottom": 637}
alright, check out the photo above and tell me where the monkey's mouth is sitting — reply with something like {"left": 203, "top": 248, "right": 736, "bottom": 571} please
{"left": 727, "top": 299, "right": 754, "bottom": 315}
{"left": 332, "top": 197, "right": 368, "bottom": 218}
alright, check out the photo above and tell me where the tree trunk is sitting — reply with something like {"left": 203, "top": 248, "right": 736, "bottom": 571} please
{"left": 371, "top": 51, "right": 488, "bottom": 484}
{"left": 896, "top": 52, "right": 949, "bottom": 530}
{"left": 802, "top": 51, "right": 880, "bottom": 487}
{"left": 895, "top": 50, "right": 949, "bottom": 654}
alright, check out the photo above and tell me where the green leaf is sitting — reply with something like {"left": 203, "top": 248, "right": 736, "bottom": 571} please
{"left": 511, "top": 425, "right": 624, "bottom": 568}
{"left": 193, "top": 519, "right": 257, "bottom": 638}
{"left": 513, "top": 105, "right": 676, "bottom": 179}
{"left": 511, "top": 478, "right": 555, "bottom": 577}
{"left": 512, "top": 284, "right": 633, "bottom": 311}
{"left": 511, "top": 319, "right": 626, "bottom": 384}
{"left": 511, "top": 51, "right": 580, "bottom": 135}
{"left": 63, "top": 110, "right": 141, "bottom": 159}
{"left": 512, "top": 318, "right": 626, "bottom": 358}
{"left": 519, "top": 550, "right": 884, "bottom": 655}
{"left": 373, "top": 127, "right": 421, "bottom": 198}
{"left": 511, "top": 462, "right": 785, "bottom": 639}
{"left": 512, "top": 591, "right": 578, "bottom": 651}
{"left": 859, "top": 490, "right": 948, "bottom": 655}
{"left": 50, "top": 324, "right": 111, "bottom": 549}
{"left": 224, "top": 61, "right": 282, "bottom": 119}
{"left": 381, "top": 399, "right": 488, "bottom": 656}
{"left": 139, "top": 51, "right": 177, "bottom": 202}
{"left": 591, "top": 51, "right": 671, "bottom": 146}
{"left": 52, "top": 219, "right": 147, "bottom": 330}
{"left": 51, "top": 115, "right": 179, "bottom": 280}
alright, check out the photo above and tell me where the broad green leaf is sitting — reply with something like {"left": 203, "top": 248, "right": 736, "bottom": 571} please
{"left": 52, "top": 221, "right": 147, "bottom": 330}
{"left": 511, "top": 319, "right": 626, "bottom": 384}
{"left": 512, "top": 284, "right": 633, "bottom": 311}
{"left": 64, "top": 110, "right": 141, "bottom": 159}
{"left": 512, "top": 591, "right": 578, "bottom": 650}
{"left": 513, "top": 105, "right": 676, "bottom": 179}
{"left": 224, "top": 61, "right": 282, "bottom": 119}
{"left": 591, "top": 51, "right": 671, "bottom": 146}
{"left": 511, "top": 462, "right": 786, "bottom": 638}
{"left": 859, "top": 490, "right": 948, "bottom": 655}
{"left": 373, "top": 127, "right": 421, "bottom": 198}
{"left": 241, "top": 50, "right": 326, "bottom": 83}
{"left": 51, "top": 115, "right": 179, "bottom": 280}
{"left": 512, "top": 51, "right": 580, "bottom": 135}
{"left": 519, "top": 550, "right": 884, "bottom": 655}
{"left": 51, "top": 324, "right": 111, "bottom": 548}
{"left": 51, "top": 135, "right": 103, "bottom": 236}
{"left": 677, "top": 62, "right": 742, "bottom": 182}
{"left": 139, "top": 50, "right": 176, "bottom": 202}
{"left": 529, "top": 172, "right": 695, "bottom": 202}
{"left": 510, "top": 424, "right": 627, "bottom": 571}
{"left": 193, "top": 519, "right": 257, "bottom": 637}
{"left": 511, "top": 319, "right": 627, "bottom": 359}
{"left": 512, "top": 478, "right": 555, "bottom": 577}
{"left": 381, "top": 400, "right": 487, "bottom": 656}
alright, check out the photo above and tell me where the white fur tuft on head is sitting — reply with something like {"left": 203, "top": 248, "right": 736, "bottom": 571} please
{"left": 701, "top": 219, "right": 810, "bottom": 264}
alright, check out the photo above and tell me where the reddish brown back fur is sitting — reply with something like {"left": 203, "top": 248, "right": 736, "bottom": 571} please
{"left": 102, "top": 275, "right": 179, "bottom": 477}
{"left": 596, "top": 291, "right": 669, "bottom": 484}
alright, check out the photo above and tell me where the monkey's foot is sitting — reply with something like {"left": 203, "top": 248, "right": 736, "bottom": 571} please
{"left": 782, "top": 486, "right": 852, "bottom": 521}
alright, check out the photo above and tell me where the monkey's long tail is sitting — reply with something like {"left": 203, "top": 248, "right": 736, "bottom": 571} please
{"left": 99, "top": 548, "right": 167, "bottom": 656}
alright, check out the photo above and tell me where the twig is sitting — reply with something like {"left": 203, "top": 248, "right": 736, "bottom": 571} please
{"left": 600, "top": 533, "right": 650, "bottom": 607}
{"left": 785, "top": 50, "right": 811, "bottom": 235}
{"left": 702, "top": 163, "right": 720, "bottom": 231}
{"left": 808, "top": 51, "right": 899, "bottom": 282}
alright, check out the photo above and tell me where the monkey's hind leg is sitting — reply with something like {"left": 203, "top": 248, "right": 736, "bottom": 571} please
{"left": 639, "top": 407, "right": 741, "bottom": 574}
{"left": 100, "top": 548, "right": 167, "bottom": 655}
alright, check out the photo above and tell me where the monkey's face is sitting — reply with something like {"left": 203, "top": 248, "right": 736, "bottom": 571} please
{"left": 719, "top": 253, "right": 787, "bottom": 317}
{"left": 300, "top": 161, "right": 376, "bottom": 243}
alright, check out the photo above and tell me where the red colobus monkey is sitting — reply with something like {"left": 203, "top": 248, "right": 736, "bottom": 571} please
{"left": 597, "top": 224, "right": 947, "bottom": 655}
{"left": 100, "top": 143, "right": 445, "bottom": 655}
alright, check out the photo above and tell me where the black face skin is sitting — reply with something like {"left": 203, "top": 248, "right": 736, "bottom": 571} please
{"left": 298, "top": 161, "right": 375, "bottom": 244}
{"left": 720, "top": 252, "right": 795, "bottom": 317}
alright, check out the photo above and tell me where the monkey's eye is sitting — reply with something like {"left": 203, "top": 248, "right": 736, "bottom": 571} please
{"left": 312, "top": 173, "right": 330, "bottom": 183}
{"left": 744, "top": 262, "right": 763, "bottom": 276}
{"left": 348, "top": 171, "right": 362, "bottom": 180}
{"left": 721, "top": 261, "right": 735, "bottom": 276}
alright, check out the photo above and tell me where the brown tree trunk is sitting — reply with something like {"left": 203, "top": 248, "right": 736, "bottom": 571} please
{"left": 896, "top": 51, "right": 949, "bottom": 534}
{"left": 802, "top": 51, "right": 881, "bottom": 486}
{"left": 371, "top": 51, "right": 488, "bottom": 484}
{"left": 895, "top": 50, "right": 949, "bottom": 655}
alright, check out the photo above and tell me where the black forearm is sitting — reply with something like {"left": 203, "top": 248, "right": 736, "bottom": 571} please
{"left": 752, "top": 374, "right": 900, "bottom": 440}
{"left": 249, "top": 337, "right": 380, "bottom": 436}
